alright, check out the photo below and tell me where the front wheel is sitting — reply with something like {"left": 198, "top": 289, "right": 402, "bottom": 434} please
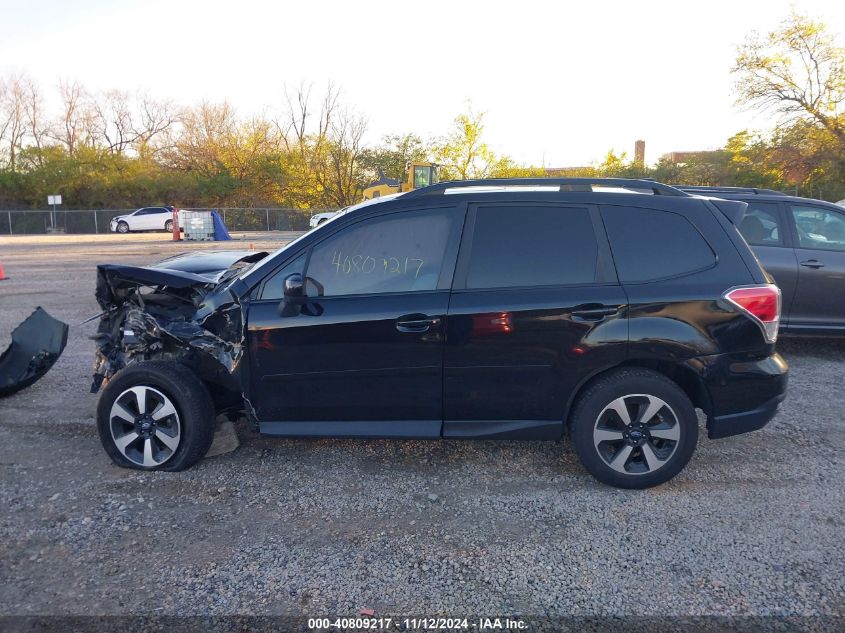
{"left": 569, "top": 368, "right": 698, "bottom": 489}
{"left": 96, "top": 361, "right": 215, "bottom": 471}
{"left": 164, "top": 219, "right": 174, "bottom": 232}
{"left": 116, "top": 221, "right": 130, "bottom": 234}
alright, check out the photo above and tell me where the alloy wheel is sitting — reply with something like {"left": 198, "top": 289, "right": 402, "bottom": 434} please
{"left": 109, "top": 386, "right": 181, "bottom": 467}
{"left": 593, "top": 394, "right": 681, "bottom": 475}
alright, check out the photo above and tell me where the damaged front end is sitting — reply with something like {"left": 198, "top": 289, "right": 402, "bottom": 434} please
{"left": 90, "top": 252, "right": 267, "bottom": 405}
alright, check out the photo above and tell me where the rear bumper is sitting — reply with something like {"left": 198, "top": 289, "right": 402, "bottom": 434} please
{"left": 696, "top": 351, "right": 788, "bottom": 439}
{"left": 707, "top": 391, "right": 786, "bottom": 439}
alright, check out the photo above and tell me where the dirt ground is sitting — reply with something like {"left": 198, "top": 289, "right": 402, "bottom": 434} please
{"left": 1, "top": 232, "right": 844, "bottom": 621}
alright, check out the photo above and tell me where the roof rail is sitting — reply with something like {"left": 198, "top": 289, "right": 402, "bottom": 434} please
{"left": 404, "top": 177, "right": 689, "bottom": 198}
{"left": 675, "top": 185, "right": 786, "bottom": 196}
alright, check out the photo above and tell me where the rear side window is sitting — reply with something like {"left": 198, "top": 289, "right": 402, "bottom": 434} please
{"left": 465, "top": 205, "right": 598, "bottom": 288}
{"left": 602, "top": 206, "right": 715, "bottom": 282}
{"left": 739, "top": 202, "right": 784, "bottom": 246}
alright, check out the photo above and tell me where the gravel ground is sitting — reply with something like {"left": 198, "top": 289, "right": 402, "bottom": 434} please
{"left": 0, "top": 233, "right": 844, "bottom": 621}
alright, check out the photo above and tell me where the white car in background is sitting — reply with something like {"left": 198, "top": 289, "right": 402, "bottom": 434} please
{"left": 110, "top": 207, "right": 183, "bottom": 233}
{"left": 309, "top": 211, "right": 338, "bottom": 228}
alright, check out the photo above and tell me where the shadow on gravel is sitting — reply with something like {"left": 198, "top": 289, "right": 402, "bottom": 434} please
{"left": 777, "top": 337, "right": 845, "bottom": 359}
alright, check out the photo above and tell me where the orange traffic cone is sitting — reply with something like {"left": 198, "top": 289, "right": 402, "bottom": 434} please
{"left": 0, "top": 262, "right": 7, "bottom": 280}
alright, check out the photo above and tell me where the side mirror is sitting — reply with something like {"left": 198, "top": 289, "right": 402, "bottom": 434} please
{"left": 283, "top": 273, "right": 304, "bottom": 298}
{"left": 278, "top": 273, "right": 304, "bottom": 317}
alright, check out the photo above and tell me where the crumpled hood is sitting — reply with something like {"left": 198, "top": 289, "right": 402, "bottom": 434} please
{"left": 94, "top": 250, "right": 268, "bottom": 310}
{"left": 151, "top": 250, "right": 268, "bottom": 280}
{"left": 91, "top": 249, "right": 266, "bottom": 394}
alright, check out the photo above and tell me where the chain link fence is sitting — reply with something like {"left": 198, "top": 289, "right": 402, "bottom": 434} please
{"left": 1, "top": 208, "right": 328, "bottom": 235}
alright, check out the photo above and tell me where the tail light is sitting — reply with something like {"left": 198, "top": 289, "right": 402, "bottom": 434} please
{"left": 724, "top": 284, "right": 781, "bottom": 343}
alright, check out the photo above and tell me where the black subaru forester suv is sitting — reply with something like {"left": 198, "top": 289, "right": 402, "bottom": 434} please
{"left": 92, "top": 178, "right": 788, "bottom": 489}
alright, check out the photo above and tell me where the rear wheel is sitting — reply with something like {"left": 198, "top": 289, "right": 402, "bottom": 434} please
{"left": 96, "top": 361, "right": 214, "bottom": 471}
{"left": 116, "top": 221, "right": 129, "bottom": 234}
{"left": 569, "top": 368, "right": 698, "bottom": 489}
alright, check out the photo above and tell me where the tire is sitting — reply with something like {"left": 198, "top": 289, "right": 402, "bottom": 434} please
{"left": 569, "top": 368, "right": 698, "bottom": 489}
{"left": 164, "top": 219, "right": 174, "bottom": 232}
{"left": 96, "top": 361, "right": 215, "bottom": 471}
{"left": 317, "top": 218, "right": 327, "bottom": 225}
{"left": 116, "top": 221, "right": 130, "bottom": 234}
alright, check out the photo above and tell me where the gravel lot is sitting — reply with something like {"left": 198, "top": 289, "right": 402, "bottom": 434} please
{"left": 1, "top": 233, "right": 844, "bottom": 622}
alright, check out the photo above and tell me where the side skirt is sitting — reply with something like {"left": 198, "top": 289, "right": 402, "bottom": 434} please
{"left": 443, "top": 420, "right": 562, "bottom": 440}
{"left": 259, "top": 420, "right": 442, "bottom": 439}
{"left": 258, "top": 419, "right": 563, "bottom": 440}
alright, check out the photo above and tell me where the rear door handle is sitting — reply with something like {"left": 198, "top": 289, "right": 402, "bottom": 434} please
{"left": 396, "top": 314, "right": 440, "bottom": 333}
{"left": 800, "top": 259, "right": 824, "bottom": 269}
{"left": 571, "top": 304, "right": 621, "bottom": 322}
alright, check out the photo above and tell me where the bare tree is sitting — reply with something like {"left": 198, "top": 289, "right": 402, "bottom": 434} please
{"left": 320, "top": 110, "right": 367, "bottom": 207}
{"left": 52, "top": 79, "right": 96, "bottom": 156}
{"left": 22, "top": 78, "right": 48, "bottom": 165}
{"left": 171, "top": 101, "right": 237, "bottom": 176}
{"left": 0, "top": 75, "right": 30, "bottom": 170}
{"left": 91, "top": 90, "right": 135, "bottom": 153}
{"left": 134, "top": 92, "right": 178, "bottom": 152}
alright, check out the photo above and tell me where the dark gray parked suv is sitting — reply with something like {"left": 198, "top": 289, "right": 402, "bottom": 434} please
{"left": 679, "top": 187, "right": 845, "bottom": 336}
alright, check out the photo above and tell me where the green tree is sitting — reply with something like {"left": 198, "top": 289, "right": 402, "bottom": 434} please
{"left": 734, "top": 11, "right": 845, "bottom": 170}
{"left": 358, "top": 133, "right": 427, "bottom": 183}
{"left": 433, "top": 104, "right": 496, "bottom": 180}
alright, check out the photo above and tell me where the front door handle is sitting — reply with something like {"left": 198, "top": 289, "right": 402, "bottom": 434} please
{"left": 571, "top": 304, "right": 621, "bottom": 322}
{"left": 800, "top": 259, "right": 825, "bottom": 269}
{"left": 396, "top": 314, "right": 441, "bottom": 333}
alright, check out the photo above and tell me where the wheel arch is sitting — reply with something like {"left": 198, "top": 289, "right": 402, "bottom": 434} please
{"left": 562, "top": 358, "right": 713, "bottom": 430}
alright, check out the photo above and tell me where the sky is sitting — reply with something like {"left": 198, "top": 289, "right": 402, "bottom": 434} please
{"left": 1, "top": 0, "right": 844, "bottom": 167}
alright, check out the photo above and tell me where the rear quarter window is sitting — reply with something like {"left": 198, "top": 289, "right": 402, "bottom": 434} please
{"left": 601, "top": 205, "right": 716, "bottom": 282}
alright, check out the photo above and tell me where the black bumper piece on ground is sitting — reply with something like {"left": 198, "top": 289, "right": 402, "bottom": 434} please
{"left": 0, "top": 307, "right": 69, "bottom": 398}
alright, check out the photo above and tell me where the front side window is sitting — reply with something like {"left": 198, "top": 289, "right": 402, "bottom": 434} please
{"left": 260, "top": 253, "right": 306, "bottom": 300}
{"left": 602, "top": 206, "right": 715, "bottom": 282}
{"left": 790, "top": 205, "right": 845, "bottom": 251}
{"left": 739, "top": 202, "right": 783, "bottom": 246}
{"left": 465, "top": 205, "right": 598, "bottom": 289}
{"left": 304, "top": 209, "right": 455, "bottom": 296}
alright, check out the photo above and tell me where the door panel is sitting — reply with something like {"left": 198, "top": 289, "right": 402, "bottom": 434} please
{"left": 790, "top": 248, "right": 845, "bottom": 327}
{"left": 444, "top": 286, "right": 628, "bottom": 429}
{"left": 443, "top": 202, "right": 627, "bottom": 435}
{"left": 245, "top": 205, "right": 465, "bottom": 433}
{"left": 136, "top": 209, "right": 154, "bottom": 230}
{"left": 788, "top": 204, "right": 845, "bottom": 327}
{"left": 247, "top": 292, "right": 449, "bottom": 427}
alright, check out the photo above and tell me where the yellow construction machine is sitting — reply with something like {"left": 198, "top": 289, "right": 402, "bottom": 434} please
{"left": 362, "top": 162, "right": 438, "bottom": 200}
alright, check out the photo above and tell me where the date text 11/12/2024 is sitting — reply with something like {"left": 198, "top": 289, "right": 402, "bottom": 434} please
{"left": 307, "top": 616, "right": 528, "bottom": 630}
